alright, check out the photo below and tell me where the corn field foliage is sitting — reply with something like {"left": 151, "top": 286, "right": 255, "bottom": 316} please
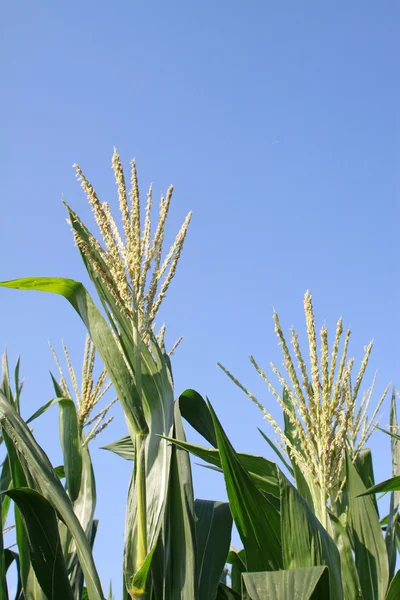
{"left": 0, "top": 151, "right": 399, "bottom": 600}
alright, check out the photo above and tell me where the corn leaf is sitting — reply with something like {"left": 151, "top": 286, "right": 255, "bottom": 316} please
{"left": 257, "top": 428, "right": 294, "bottom": 476}
{"left": 345, "top": 452, "right": 389, "bottom": 599}
{"left": 0, "top": 278, "right": 147, "bottom": 435}
{"left": 329, "top": 513, "right": 362, "bottom": 599}
{"left": 385, "top": 570, "right": 400, "bottom": 600}
{"left": 4, "top": 549, "right": 22, "bottom": 600}
{"left": 179, "top": 389, "right": 217, "bottom": 447}
{"left": 242, "top": 566, "right": 330, "bottom": 600}
{"left": 3, "top": 488, "right": 74, "bottom": 600}
{"left": 0, "top": 392, "right": 104, "bottom": 600}
{"left": 58, "top": 397, "right": 82, "bottom": 503}
{"left": 101, "top": 436, "right": 135, "bottom": 461}
{"left": 195, "top": 499, "right": 232, "bottom": 600}
{"left": 207, "top": 399, "right": 282, "bottom": 571}
{"left": 354, "top": 448, "right": 378, "bottom": 514}
{"left": 0, "top": 496, "right": 8, "bottom": 600}
{"left": 280, "top": 473, "right": 343, "bottom": 600}
{"left": 162, "top": 399, "right": 197, "bottom": 599}
{"left": 162, "top": 437, "right": 280, "bottom": 497}
{"left": 216, "top": 583, "right": 241, "bottom": 600}
{"left": 227, "top": 549, "right": 247, "bottom": 595}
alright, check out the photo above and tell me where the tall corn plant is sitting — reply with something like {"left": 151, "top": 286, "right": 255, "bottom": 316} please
{"left": 0, "top": 150, "right": 232, "bottom": 599}
{"left": 167, "top": 292, "right": 398, "bottom": 599}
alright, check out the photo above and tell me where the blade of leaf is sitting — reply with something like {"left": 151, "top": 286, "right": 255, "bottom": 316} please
{"left": 257, "top": 428, "right": 294, "bottom": 475}
{"left": 329, "top": 512, "right": 362, "bottom": 599}
{"left": 346, "top": 452, "right": 389, "bottom": 599}
{"left": 385, "top": 569, "right": 400, "bottom": 600}
{"left": 0, "top": 392, "right": 105, "bottom": 600}
{"left": 163, "top": 437, "right": 280, "bottom": 497}
{"left": 2, "top": 488, "right": 74, "bottom": 600}
{"left": 280, "top": 473, "right": 343, "bottom": 600}
{"left": 179, "top": 389, "right": 217, "bottom": 447}
{"left": 243, "top": 566, "right": 330, "bottom": 600}
{"left": 207, "top": 399, "right": 282, "bottom": 572}
{"left": 0, "top": 278, "right": 147, "bottom": 435}
{"left": 100, "top": 436, "right": 135, "bottom": 461}
{"left": 195, "top": 500, "right": 232, "bottom": 600}
{"left": 216, "top": 583, "right": 241, "bottom": 600}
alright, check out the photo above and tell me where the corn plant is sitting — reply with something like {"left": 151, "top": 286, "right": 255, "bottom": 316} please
{"left": 0, "top": 151, "right": 233, "bottom": 599}
{"left": 166, "top": 293, "right": 400, "bottom": 599}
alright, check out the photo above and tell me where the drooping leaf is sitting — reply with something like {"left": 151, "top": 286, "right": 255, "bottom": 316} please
{"left": 242, "top": 566, "right": 330, "bottom": 600}
{"left": 195, "top": 500, "right": 232, "bottom": 600}
{"left": 0, "top": 278, "right": 147, "bottom": 435}
{"left": 163, "top": 437, "right": 280, "bottom": 497}
{"left": 207, "top": 399, "right": 282, "bottom": 572}
{"left": 346, "top": 452, "right": 389, "bottom": 600}
{"left": 179, "top": 389, "right": 217, "bottom": 447}
{"left": 280, "top": 473, "right": 343, "bottom": 600}
{"left": 3, "top": 488, "right": 73, "bottom": 600}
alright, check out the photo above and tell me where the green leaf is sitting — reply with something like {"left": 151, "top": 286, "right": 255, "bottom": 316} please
{"left": 227, "top": 549, "right": 247, "bottom": 594}
{"left": 55, "top": 465, "right": 66, "bottom": 479}
{"left": 0, "top": 457, "right": 11, "bottom": 528}
{"left": 329, "top": 513, "right": 362, "bottom": 599}
{"left": 385, "top": 570, "right": 400, "bottom": 600}
{"left": 280, "top": 473, "right": 343, "bottom": 600}
{"left": 207, "top": 399, "right": 282, "bottom": 571}
{"left": 58, "top": 396, "right": 83, "bottom": 503}
{"left": 179, "top": 389, "right": 217, "bottom": 447}
{"left": 0, "top": 392, "right": 105, "bottom": 600}
{"left": 101, "top": 436, "right": 135, "bottom": 461}
{"left": 0, "top": 496, "right": 9, "bottom": 600}
{"left": 257, "top": 428, "right": 294, "bottom": 475}
{"left": 3, "top": 487, "right": 73, "bottom": 600}
{"left": 162, "top": 400, "right": 197, "bottom": 599}
{"left": 354, "top": 448, "right": 378, "bottom": 514}
{"left": 359, "top": 476, "right": 400, "bottom": 496}
{"left": 242, "top": 566, "right": 330, "bottom": 600}
{"left": 4, "top": 549, "right": 23, "bottom": 600}
{"left": 215, "top": 582, "right": 241, "bottom": 600}
{"left": 346, "top": 452, "right": 389, "bottom": 599}
{"left": 163, "top": 437, "right": 280, "bottom": 497}
{"left": 195, "top": 500, "right": 232, "bottom": 600}
{"left": 0, "top": 277, "right": 147, "bottom": 435}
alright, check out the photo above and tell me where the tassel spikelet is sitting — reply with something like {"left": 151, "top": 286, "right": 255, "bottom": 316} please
{"left": 50, "top": 335, "right": 116, "bottom": 443}
{"left": 70, "top": 150, "right": 191, "bottom": 347}
{"left": 219, "top": 291, "right": 389, "bottom": 503}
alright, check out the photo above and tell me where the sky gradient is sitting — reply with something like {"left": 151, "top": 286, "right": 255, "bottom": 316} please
{"left": 1, "top": 2, "right": 398, "bottom": 595}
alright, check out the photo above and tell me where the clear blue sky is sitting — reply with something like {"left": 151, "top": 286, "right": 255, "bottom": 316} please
{"left": 1, "top": 1, "right": 398, "bottom": 595}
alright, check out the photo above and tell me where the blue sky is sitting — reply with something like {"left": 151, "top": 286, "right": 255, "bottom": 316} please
{"left": 1, "top": 1, "right": 398, "bottom": 595}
